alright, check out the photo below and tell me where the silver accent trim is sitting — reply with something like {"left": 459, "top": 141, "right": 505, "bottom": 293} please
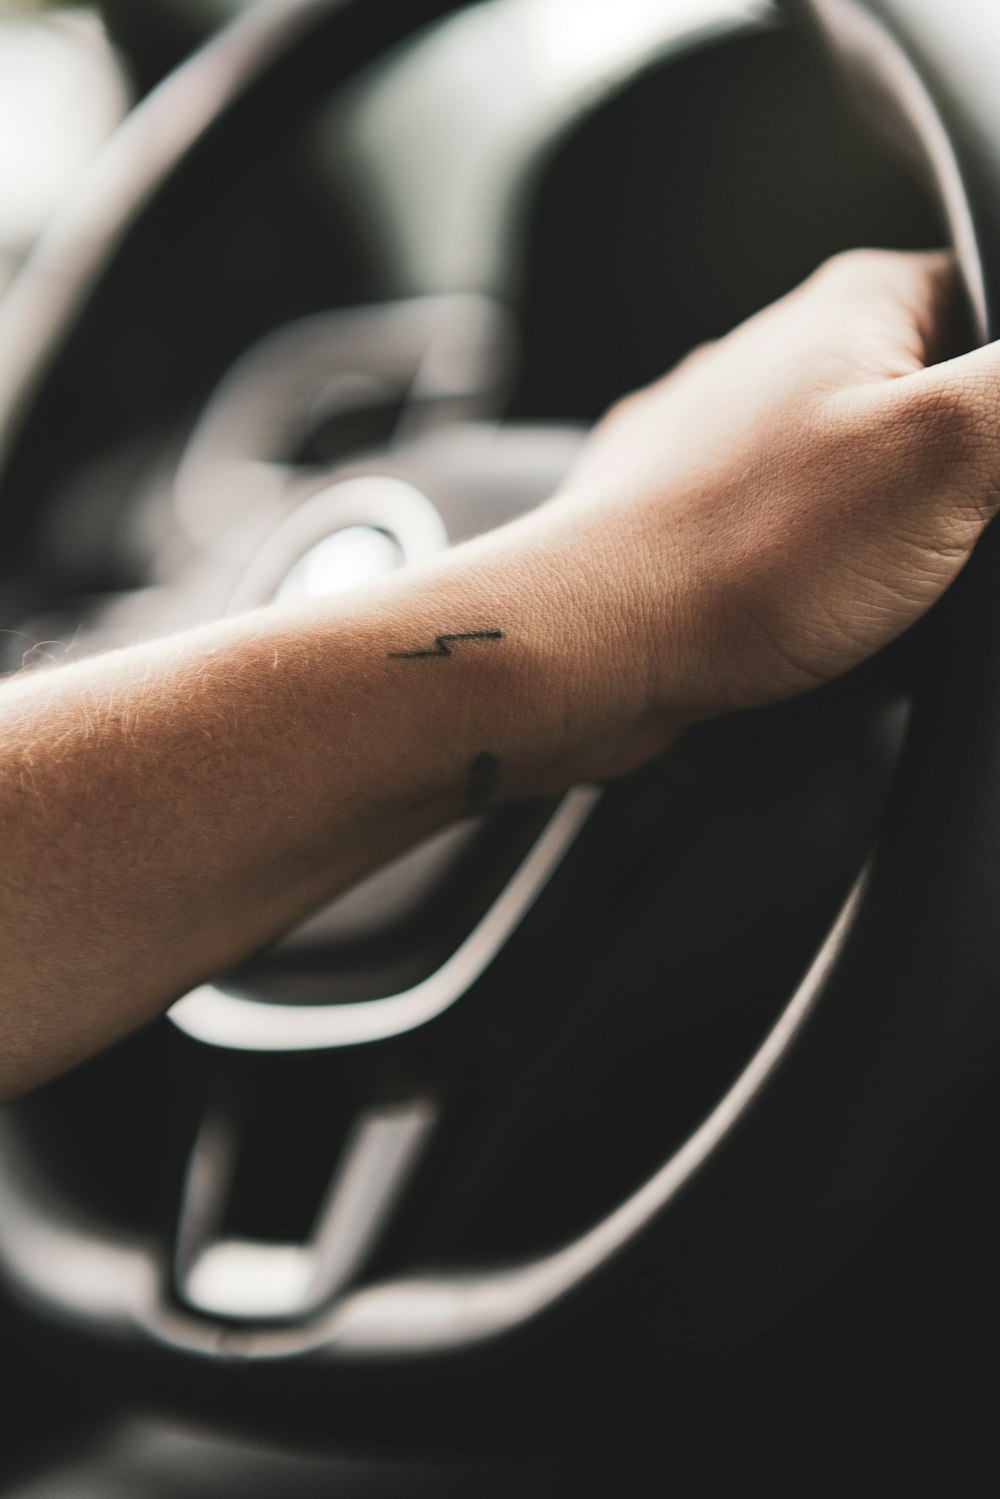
{"left": 179, "top": 1097, "right": 436, "bottom": 1320}
{"left": 0, "top": 869, "right": 867, "bottom": 1357}
{"left": 226, "top": 474, "right": 448, "bottom": 613}
{"left": 307, "top": 1098, "right": 436, "bottom": 1306}
{"left": 308, "top": 868, "right": 868, "bottom": 1354}
{"left": 172, "top": 295, "right": 511, "bottom": 561}
{"left": 169, "top": 784, "right": 600, "bottom": 1050}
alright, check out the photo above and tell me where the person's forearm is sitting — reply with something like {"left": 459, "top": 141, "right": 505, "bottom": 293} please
{"left": 7, "top": 248, "right": 1000, "bottom": 1101}
{"left": 0, "top": 513, "right": 668, "bottom": 1101}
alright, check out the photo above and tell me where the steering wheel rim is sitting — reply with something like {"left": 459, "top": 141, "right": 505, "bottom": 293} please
{"left": 1, "top": 0, "right": 999, "bottom": 1453}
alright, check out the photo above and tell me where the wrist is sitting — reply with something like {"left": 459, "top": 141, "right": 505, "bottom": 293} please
{"left": 387, "top": 503, "right": 684, "bottom": 800}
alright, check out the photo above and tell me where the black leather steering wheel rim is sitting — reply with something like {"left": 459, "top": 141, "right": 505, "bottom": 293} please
{"left": 1, "top": 0, "right": 999, "bottom": 1453}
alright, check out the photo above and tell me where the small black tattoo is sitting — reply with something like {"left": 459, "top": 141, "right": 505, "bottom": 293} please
{"left": 388, "top": 629, "right": 504, "bottom": 660}
{"left": 464, "top": 751, "right": 501, "bottom": 814}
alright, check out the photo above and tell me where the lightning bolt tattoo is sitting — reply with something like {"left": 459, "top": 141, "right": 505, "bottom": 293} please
{"left": 388, "top": 629, "right": 504, "bottom": 659}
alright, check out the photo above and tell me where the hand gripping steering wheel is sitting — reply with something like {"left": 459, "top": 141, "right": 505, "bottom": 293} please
{"left": 0, "top": 0, "right": 998, "bottom": 1454}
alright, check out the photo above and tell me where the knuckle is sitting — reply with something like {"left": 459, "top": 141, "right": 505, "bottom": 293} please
{"left": 884, "top": 369, "right": 1000, "bottom": 519}
{"left": 599, "top": 388, "right": 643, "bottom": 429}
{"left": 675, "top": 338, "right": 717, "bottom": 372}
{"left": 895, "top": 371, "right": 972, "bottom": 434}
{"left": 808, "top": 246, "right": 945, "bottom": 307}
{"left": 811, "top": 246, "right": 890, "bottom": 290}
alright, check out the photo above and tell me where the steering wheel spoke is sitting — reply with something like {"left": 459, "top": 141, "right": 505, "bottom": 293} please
{"left": 174, "top": 1083, "right": 436, "bottom": 1323}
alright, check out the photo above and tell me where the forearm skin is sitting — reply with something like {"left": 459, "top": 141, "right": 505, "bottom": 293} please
{"left": 0, "top": 515, "right": 659, "bottom": 1100}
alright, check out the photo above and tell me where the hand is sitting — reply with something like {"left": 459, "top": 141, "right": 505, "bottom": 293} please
{"left": 3, "top": 247, "right": 996, "bottom": 1096}
{"left": 525, "top": 249, "right": 1000, "bottom": 768}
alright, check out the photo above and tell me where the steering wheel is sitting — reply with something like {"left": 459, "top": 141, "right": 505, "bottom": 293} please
{"left": 0, "top": 0, "right": 998, "bottom": 1455}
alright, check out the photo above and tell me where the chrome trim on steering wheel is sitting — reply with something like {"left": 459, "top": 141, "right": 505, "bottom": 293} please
{"left": 168, "top": 783, "right": 600, "bottom": 1049}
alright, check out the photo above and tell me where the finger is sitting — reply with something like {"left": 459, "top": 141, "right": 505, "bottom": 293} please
{"left": 805, "top": 247, "right": 959, "bottom": 376}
